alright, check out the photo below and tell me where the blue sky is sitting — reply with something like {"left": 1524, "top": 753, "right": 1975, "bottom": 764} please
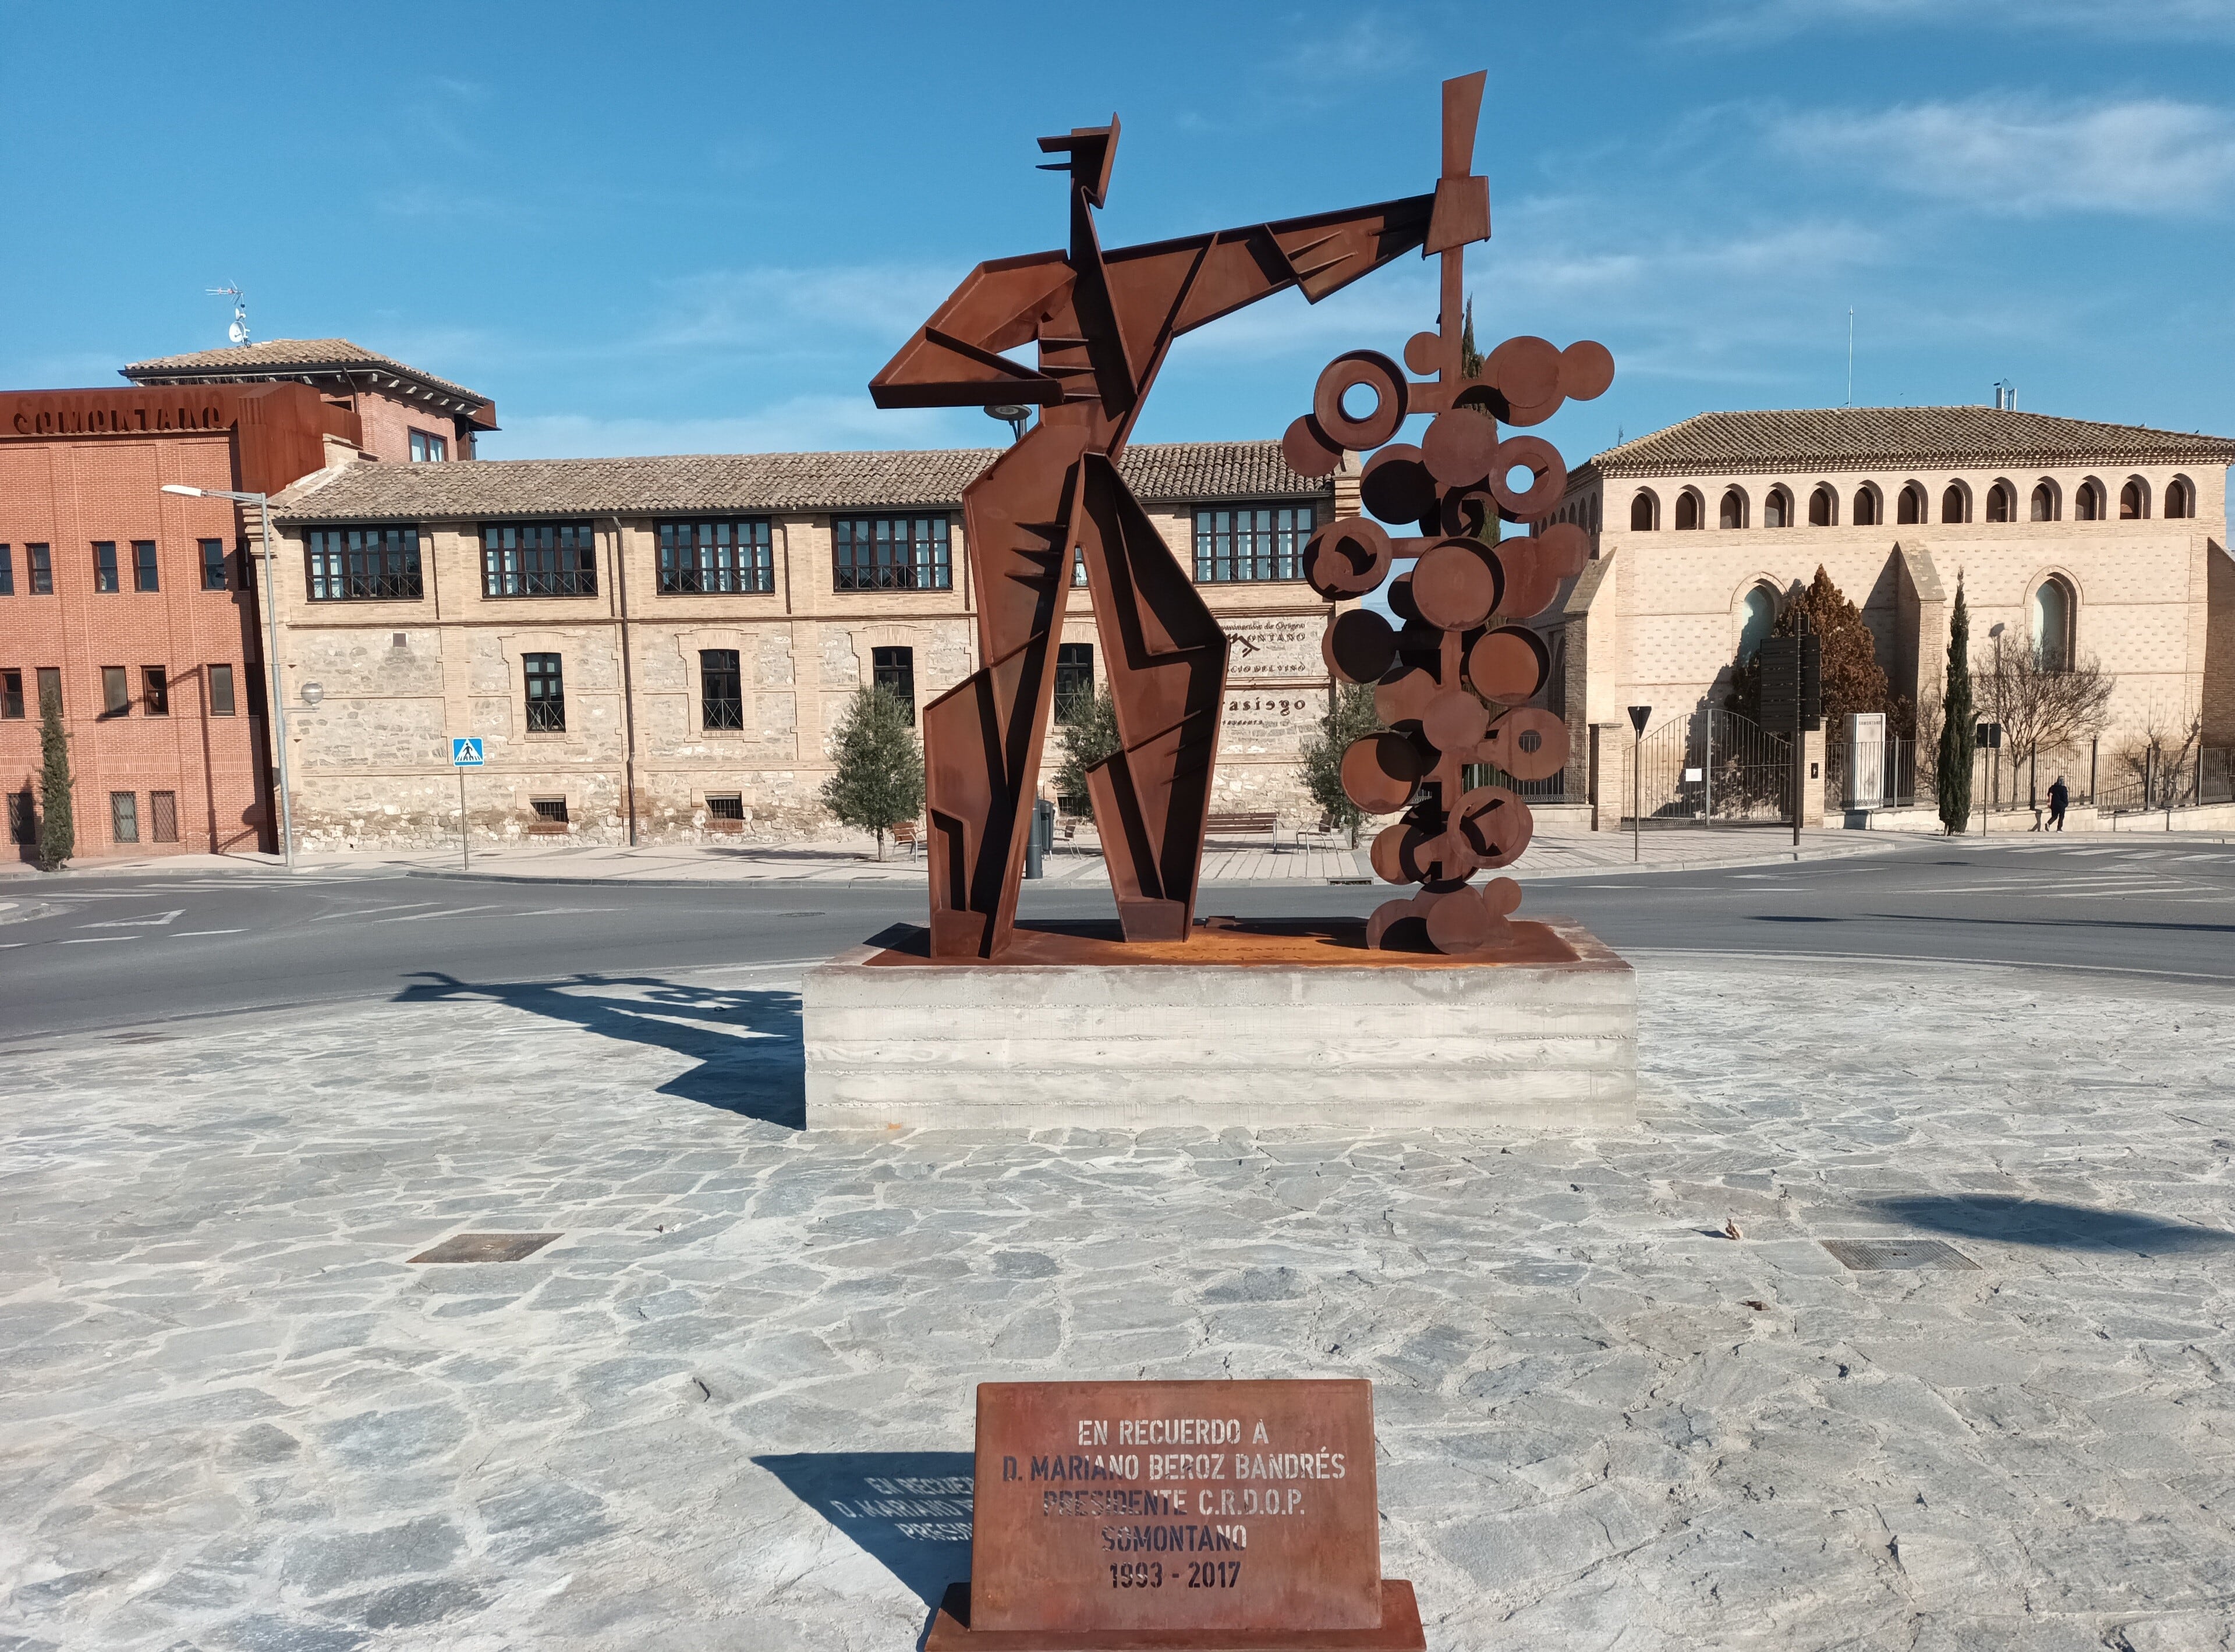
{"left": 7, "top": 1, "right": 2235, "bottom": 466}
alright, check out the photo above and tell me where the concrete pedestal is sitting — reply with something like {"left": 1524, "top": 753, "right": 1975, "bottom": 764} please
{"left": 803, "top": 916, "right": 1635, "bottom": 1132}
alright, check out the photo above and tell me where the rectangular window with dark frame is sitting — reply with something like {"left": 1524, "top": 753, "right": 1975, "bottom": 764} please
{"left": 706, "top": 793, "right": 745, "bottom": 821}
{"left": 110, "top": 791, "right": 139, "bottom": 843}
{"left": 133, "top": 540, "right": 159, "bottom": 592}
{"left": 530, "top": 797, "right": 569, "bottom": 824}
{"left": 29, "top": 545, "right": 52, "bottom": 595}
{"left": 141, "top": 666, "right": 169, "bottom": 717}
{"left": 1, "top": 671, "right": 20, "bottom": 720}
{"left": 101, "top": 666, "right": 129, "bottom": 717}
{"left": 700, "top": 648, "right": 743, "bottom": 731}
{"left": 36, "top": 667, "right": 60, "bottom": 715}
{"left": 150, "top": 791, "right": 179, "bottom": 844}
{"left": 833, "top": 515, "right": 952, "bottom": 591}
{"left": 0, "top": 545, "right": 12, "bottom": 596}
{"left": 306, "top": 526, "right": 423, "bottom": 601}
{"left": 7, "top": 789, "right": 31, "bottom": 846}
{"left": 483, "top": 522, "right": 597, "bottom": 598}
{"left": 208, "top": 664, "right": 236, "bottom": 717}
{"left": 200, "top": 538, "right": 229, "bottom": 591}
{"left": 1055, "top": 642, "right": 1095, "bottom": 722}
{"left": 871, "top": 646, "right": 916, "bottom": 724}
{"left": 1192, "top": 504, "right": 1317, "bottom": 583}
{"left": 658, "top": 519, "right": 774, "bottom": 594}
{"left": 93, "top": 541, "right": 119, "bottom": 593}
{"left": 408, "top": 428, "right": 448, "bottom": 463}
{"left": 523, "top": 652, "right": 566, "bottom": 732}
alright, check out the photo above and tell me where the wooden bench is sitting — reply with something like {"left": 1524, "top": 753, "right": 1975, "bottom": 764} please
{"left": 889, "top": 820, "right": 920, "bottom": 857}
{"left": 1204, "top": 810, "right": 1281, "bottom": 847}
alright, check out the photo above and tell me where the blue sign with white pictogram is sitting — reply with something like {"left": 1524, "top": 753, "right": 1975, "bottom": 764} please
{"left": 451, "top": 737, "right": 484, "bottom": 767}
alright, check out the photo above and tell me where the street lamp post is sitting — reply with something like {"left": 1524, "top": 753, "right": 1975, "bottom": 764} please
{"left": 1627, "top": 705, "right": 1651, "bottom": 864}
{"left": 161, "top": 483, "right": 295, "bottom": 871}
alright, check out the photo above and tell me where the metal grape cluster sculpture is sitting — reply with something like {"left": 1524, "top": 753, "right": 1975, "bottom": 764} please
{"left": 1281, "top": 76, "right": 1614, "bottom": 955}
{"left": 870, "top": 68, "right": 1609, "bottom": 960}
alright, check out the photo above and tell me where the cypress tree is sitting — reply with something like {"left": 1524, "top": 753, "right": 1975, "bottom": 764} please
{"left": 1299, "top": 682, "right": 1384, "bottom": 846}
{"left": 36, "top": 678, "right": 73, "bottom": 870}
{"left": 1936, "top": 578, "right": 1975, "bottom": 834}
{"left": 820, "top": 685, "right": 925, "bottom": 860}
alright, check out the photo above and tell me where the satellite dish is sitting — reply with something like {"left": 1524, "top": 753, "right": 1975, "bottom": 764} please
{"left": 228, "top": 320, "right": 247, "bottom": 345}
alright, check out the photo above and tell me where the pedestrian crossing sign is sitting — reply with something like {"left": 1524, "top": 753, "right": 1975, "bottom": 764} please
{"left": 451, "top": 737, "right": 484, "bottom": 767}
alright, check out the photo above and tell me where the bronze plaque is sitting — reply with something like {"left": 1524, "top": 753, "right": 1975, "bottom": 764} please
{"left": 970, "top": 1380, "right": 1380, "bottom": 1635}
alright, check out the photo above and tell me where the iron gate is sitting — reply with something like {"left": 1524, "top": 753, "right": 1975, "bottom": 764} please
{"left": 1624, "top": 708, "right": 1792, "bottom": 825}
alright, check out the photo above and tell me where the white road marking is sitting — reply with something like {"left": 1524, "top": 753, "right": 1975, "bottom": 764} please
{"left": 59, "top": 937, "right": 131, "bottom": 944}
{"left": 369, "top": 904, "right": 502, "bottom": 924}
{"left": 310, "top": 902, "right": 436, "bottom": 921}
{"left": 78, "top": 909, "right": 183, "bottom": 929}
{"left": 175, "top": 929, "right": 246, "bottom": 937}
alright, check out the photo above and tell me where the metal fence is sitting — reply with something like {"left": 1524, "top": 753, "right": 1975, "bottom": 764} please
{"left": 1824, "top": 733, "right": 1919, "bottom": 813}
{"left": 2099, "top": 746, "right": 2233, "bottom": 814}
{"left": 1624, "top": 709, "right": 1791, "bottom": 825}
{"left": 1461, "top": 762, "right": 1566, "bottom": 802}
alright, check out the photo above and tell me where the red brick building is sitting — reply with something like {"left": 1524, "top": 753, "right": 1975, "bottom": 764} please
{"left": 1, "top": 343, "right": 497, "bottom": 860}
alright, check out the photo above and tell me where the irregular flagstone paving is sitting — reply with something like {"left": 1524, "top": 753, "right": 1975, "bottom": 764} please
{"left": 1, "top": 955, "right": 2231, "bottom": 1652}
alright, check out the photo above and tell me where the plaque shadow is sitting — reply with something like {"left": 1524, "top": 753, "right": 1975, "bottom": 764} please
{"left": 754, "top": 1451, "right": 972, "bottom": 1614}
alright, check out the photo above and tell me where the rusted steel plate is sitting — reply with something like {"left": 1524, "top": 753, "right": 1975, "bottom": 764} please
{"left": 406, "top": 1233, "right": 559, "bottom": 1264}
{"left": 968, "top": 1381, "right": 1382, "bottom": 1636}
{"left": 925, "top": 1579, "right": 1425, "bottom": 1650}
{"left": 862, "top": 916, "right": 1582, "bottom": 970}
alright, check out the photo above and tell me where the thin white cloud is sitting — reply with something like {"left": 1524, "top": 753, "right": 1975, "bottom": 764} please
{"left": 484, "top": 395, "right": 985, "bottom": 460}
{"left": 638, "top": 263, "right": 961, "bottom": 354}
{"left": 1682, "top": 0, "right": 2235, "bottom": 42}
{"left": 1776, "top": 97, "right": 2235, "bottom": 215}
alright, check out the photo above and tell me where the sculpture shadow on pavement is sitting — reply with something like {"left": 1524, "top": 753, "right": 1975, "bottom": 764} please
{"left": 1872, "top": 1193, "right": 2235, "bottom": 1254}
{"left": 395, "top": 971, "right": 805, "bottom": 1128}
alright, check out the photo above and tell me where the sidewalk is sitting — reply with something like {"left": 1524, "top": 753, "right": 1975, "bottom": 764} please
{"left": 3, "top": 824, "right": 1917, "bottom": 888}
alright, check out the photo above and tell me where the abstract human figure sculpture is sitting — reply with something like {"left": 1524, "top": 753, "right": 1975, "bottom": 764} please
{"left": 1283, "top": 75, "right": 1614, "bottom": 955}
{"left": 871, "top": 112, "right": 1446, "bottom": 958}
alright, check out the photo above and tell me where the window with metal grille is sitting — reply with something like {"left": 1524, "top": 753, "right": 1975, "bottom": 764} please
{"left": 483, "top": 522, "right": 597, "bottom": 598}
{"left": 208, "top": 664, "right": 236, "bottom": 716}
{"left": 200, "top": 539, "right": 229, "bottom": 591}
{"left": 307, "top": 526, "right": 423, "bottom": 600}
{"left": 110, "top": 792, "right": 139, "bottom": 843}
{"left": 1192, "top": 505, "right": 1316, "bottom": 582}
{"left": 94, "top": 541, "right": 119, "bottom": 593}
{"left": 29, "top": 545, "right": 52, "bottom": 595}
{"left": 1055, "top": 642, "right": 1094, "bottom": 722}
{"left": 1, "top": 671, "right": 19, "bottom": 720}
{"left": 531, "top": 797, "right": 569, "bottom": 823}
{"left": 701, "top": 648, "right": 744, "bottom": 731}
{"left": 0, "top": 545, "right": 12, "bottom": 595}
{"left": 409, "top": 428, "right": 448, "bottom": 463}
{"left": 101, "top": 666, "right": 129, "bottom": 717}
{"left": 523, "top": 652, "right": 566, "bottom": 732}
{"left": 6, "top": 789, "right": 31, "bottom": 845}
{"left": 872, "top": 646, "right": 916, "bottom": 724}
{"left": 658, "top": 519, "right": 774, "bottom": 594}
{"left": 833, "top": 516, "right": 952, "bottom": 590}
{"left": 133, "top": 540, "right": 159, "bottom": 591}
{"left": 706, "top": 793, "right": 745, "bottom": 820}
{"left": 36, "top": 667, "right": 59, "bottom": 715}
{"left": 150, "top": 792, "right": 179, "bottom": 843}
{"left": 142, "top": 666, "right": 169, "bottom": 717}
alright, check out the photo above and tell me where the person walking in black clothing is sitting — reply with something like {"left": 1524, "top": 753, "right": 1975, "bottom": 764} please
{"left": 2047, "top": 774, "right": 2069, "bottom": 831}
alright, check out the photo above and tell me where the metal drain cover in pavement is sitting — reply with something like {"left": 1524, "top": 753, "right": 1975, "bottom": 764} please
{"left": 408, "top": 1233, "right": 561, "bottom": 1264}
{"left": 1820, "top": 1238, "right": 1978, "bottom": 1271}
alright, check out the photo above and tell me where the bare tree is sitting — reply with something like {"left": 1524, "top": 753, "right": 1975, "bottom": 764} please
{"left": 1972, "top": 633, "right": 2115, "bottom": 812}
{"left": 2116, "top": 708, "right": 2204, "bottom": 809}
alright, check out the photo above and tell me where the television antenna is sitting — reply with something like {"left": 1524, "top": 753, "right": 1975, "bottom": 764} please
{"left": 208, "top": 285, "right": 249, "bottom": 345}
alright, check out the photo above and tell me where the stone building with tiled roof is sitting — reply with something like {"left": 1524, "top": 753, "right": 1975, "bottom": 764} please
{"left": 123, "top": 339, "right": 498, "bottom": 465}
{"left": 261, "top": 440, "right": 1345, "bottom": 848}
{"left": 1537, "top": 406, "right": 2235, "bottom": 824}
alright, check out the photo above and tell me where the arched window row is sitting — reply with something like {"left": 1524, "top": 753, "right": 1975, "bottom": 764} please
{"left": 1628, "top": 472, "right": 2197, "bottom": 530}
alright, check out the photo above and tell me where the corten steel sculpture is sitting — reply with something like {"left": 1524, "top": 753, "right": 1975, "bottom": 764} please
{"left": 1283, "top": 76, "right": 1614, "bottom": 955}
{"left": 871, "top": 70, "right": 1608, "bottom": 960}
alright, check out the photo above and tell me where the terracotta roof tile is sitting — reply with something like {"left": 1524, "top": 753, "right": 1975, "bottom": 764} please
{"left": 272, "top": 440, "right": 1329, "bottom": 522}
{"left": 122, "top": 338, "right": 491, "bottom": 412}
{"left": 1582, "top": 406, "right": 2235, "bottom": 477}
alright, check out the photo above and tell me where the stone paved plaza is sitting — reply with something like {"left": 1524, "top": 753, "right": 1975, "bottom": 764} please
{"left": 2, "top": 952, "right": 2232, "bottom": 1650}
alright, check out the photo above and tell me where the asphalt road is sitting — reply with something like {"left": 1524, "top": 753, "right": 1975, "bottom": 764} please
{"left": 2, "top": 836, "right": 2231, "bottom": 1041}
